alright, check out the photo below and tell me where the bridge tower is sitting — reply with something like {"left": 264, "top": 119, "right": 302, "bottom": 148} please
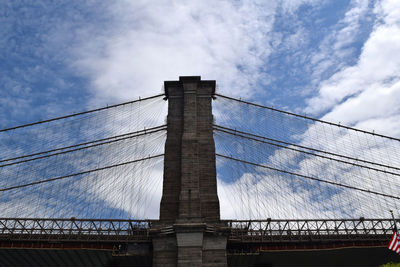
{"left": 152, "top": 76, "right": 227, "bottom": 266}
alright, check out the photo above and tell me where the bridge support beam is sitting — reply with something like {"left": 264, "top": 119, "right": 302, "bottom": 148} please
{"left": 153, "top": 224, "right": 227, "bottom": 267}
{"left": 152, "top": 76, "right": 227, "bottom": 267}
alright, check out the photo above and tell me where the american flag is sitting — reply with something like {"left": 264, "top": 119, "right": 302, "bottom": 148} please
{"left": 388, "top": 225, "right": 400, "bottom": 254}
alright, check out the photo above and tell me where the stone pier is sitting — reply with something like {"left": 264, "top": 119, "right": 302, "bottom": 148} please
{"left": 152, "top": 76, "right": 228, "bottom": 267}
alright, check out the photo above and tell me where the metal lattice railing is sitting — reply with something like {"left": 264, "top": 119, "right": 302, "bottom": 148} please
{"left": 225, "top": 219, "right": 395, "bottom": 242}
{"left": 0, "top": 218, "right": 395, "bottom": 243}
{"left": 0, "top": 218, "right": 155, "bottom": 242}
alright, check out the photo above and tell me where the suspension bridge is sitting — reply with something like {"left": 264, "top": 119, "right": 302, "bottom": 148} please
{"left": 0, "top": 76, "right": 399, "bottom": 266}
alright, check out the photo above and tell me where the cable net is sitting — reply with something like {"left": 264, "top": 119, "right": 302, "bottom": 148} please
{"left": 0, "top": 96, "right": 167, "bottom": 219}
{"left": 214, "top": 95, "right": 400, "bottom": 220}
{"left": 2, "top": 92, "right": 400, "bottom": 221}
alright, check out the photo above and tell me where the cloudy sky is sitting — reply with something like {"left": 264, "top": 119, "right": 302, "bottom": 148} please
{"left": 1, "top": 0, "right": 399, "bottom": 136}
{"left": 1, "top": 0, "right": 400, "bottom": 219}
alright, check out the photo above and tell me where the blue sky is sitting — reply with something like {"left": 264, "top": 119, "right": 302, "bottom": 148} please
{"left": 2, "top": 0, "right": 399, "bottom": 137}
{"left": 1, "top": 0, "right": 400, "bottom": 219}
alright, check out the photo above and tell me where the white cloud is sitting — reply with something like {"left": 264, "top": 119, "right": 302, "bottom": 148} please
{"left": 279, "top": 0, "right": 321, "bottom": 14}
{"left": 333, "top": 0, "right": 371, "bottom": 50}
{"left": 306, "top": 0, "right": 400, "bottom": 138}
{"left": 375, "top": 0, "right": 400, "bottom": 25}
{"left": 73, "top": 0, "right": 323, "bottom": 106}
{"left": 310, "top": 0, "right": 371, "bottom": 84}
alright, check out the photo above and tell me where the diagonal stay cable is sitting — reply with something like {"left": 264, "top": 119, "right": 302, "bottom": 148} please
{"left": 0, "top": 154, "right": 164, "bottom": 192}
{"left": 216, "top": 153, "right": 400, "bottom": 200}
{"left": 215, "top": 94, "right": 400, "bottom": 142}
{"left": 0, "top": 94, "right": 165, "bottom": 133}
{"left": 0, "top": 125, "right": 166, "bottom": 167}
{"left": 214, "top": 126, "right": 400, "bottom": 177}
{"left": 214, "top": 124, "right": 400, "bottom": 173}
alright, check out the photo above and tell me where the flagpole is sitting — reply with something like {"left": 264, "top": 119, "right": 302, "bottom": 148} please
{"left": 388, "top": 209, "right": 400, "bottom": 254}
{"left": 390, "top": 210, "right": 397, "bottom": 230}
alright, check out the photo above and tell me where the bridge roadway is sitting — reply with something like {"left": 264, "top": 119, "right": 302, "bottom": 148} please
{"left": 0, "top": 217, "right": 398, "bottom": 266}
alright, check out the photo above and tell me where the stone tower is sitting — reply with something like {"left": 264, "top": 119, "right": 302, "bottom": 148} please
{"left": 152, "top": 76, "right": 227, "bottom": 266}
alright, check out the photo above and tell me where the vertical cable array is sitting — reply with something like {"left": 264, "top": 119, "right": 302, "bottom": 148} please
{"left": 2, "top": 92, "right": 399, "bottom": 221}
{"left": 214, "top": 94, "right": 400, "bottom": 220}
{"left": 0, "top": 95, "right": 167, "bottom": 219}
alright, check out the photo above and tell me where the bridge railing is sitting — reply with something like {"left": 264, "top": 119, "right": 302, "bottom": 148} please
{"left": 0, "top": 218, "right": 155, "bottom": 242}
{"left": 225, "top": 219, "right": 394, "bottom": 242}
{"left": 0, "top": 218, "right": 395, "bottom": 243}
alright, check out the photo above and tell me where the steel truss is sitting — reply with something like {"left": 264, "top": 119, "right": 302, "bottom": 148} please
{"left": 0, "top": 218, "right": 395, "bottom": 243}
{"left": 0, "top": 218, "right": 155, "bottom": 242}
{"left": 226, "top": 218, "right": 395, "bottom": 243}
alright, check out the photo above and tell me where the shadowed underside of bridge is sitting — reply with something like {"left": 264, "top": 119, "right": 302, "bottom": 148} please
{"left": 1, "top": 76, "right": 400, "bottom": 266}
{"left": 0, "top": 218, "right": 398, "bottom": 266}
{"left": 0, "top": 218, "right": 399, "bottom": 266}
{"left": 0, "top": 248, "right": 397, "bottom": 267}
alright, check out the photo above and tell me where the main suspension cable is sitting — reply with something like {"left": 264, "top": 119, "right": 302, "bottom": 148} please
{"left": 215, "top": 94, "right": 400, "bottom": 142}
{"left": 0, "top": 94, "right": 165, "bottom": 133}
{"left": 0, "top": 125, "right": 167, "bottom": 167}
{"left": 216, "top": 153, "right": 400, "bottom": 200}
{"left": 214, "top": 125, "right": 400, "bottom": 176}
{"left": 214, "top": 124, "right": 400, "bottom": 173}
{"left": 0, "top": 154, "right": 164, "bottom": 192}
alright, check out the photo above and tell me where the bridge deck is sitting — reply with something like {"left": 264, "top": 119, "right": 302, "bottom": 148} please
{"left": 0, "top": 218, "right": 393, "bottom": 244}
{"left": 0, "top": 218, "right": 396, "bottom": 267}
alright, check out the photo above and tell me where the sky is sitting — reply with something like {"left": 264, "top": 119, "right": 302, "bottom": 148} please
{"left": 1, "top": 0, "right": 400, "bottom": 219}
{"left": 1, "top": 0, "right": 400, "bottom": 135}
